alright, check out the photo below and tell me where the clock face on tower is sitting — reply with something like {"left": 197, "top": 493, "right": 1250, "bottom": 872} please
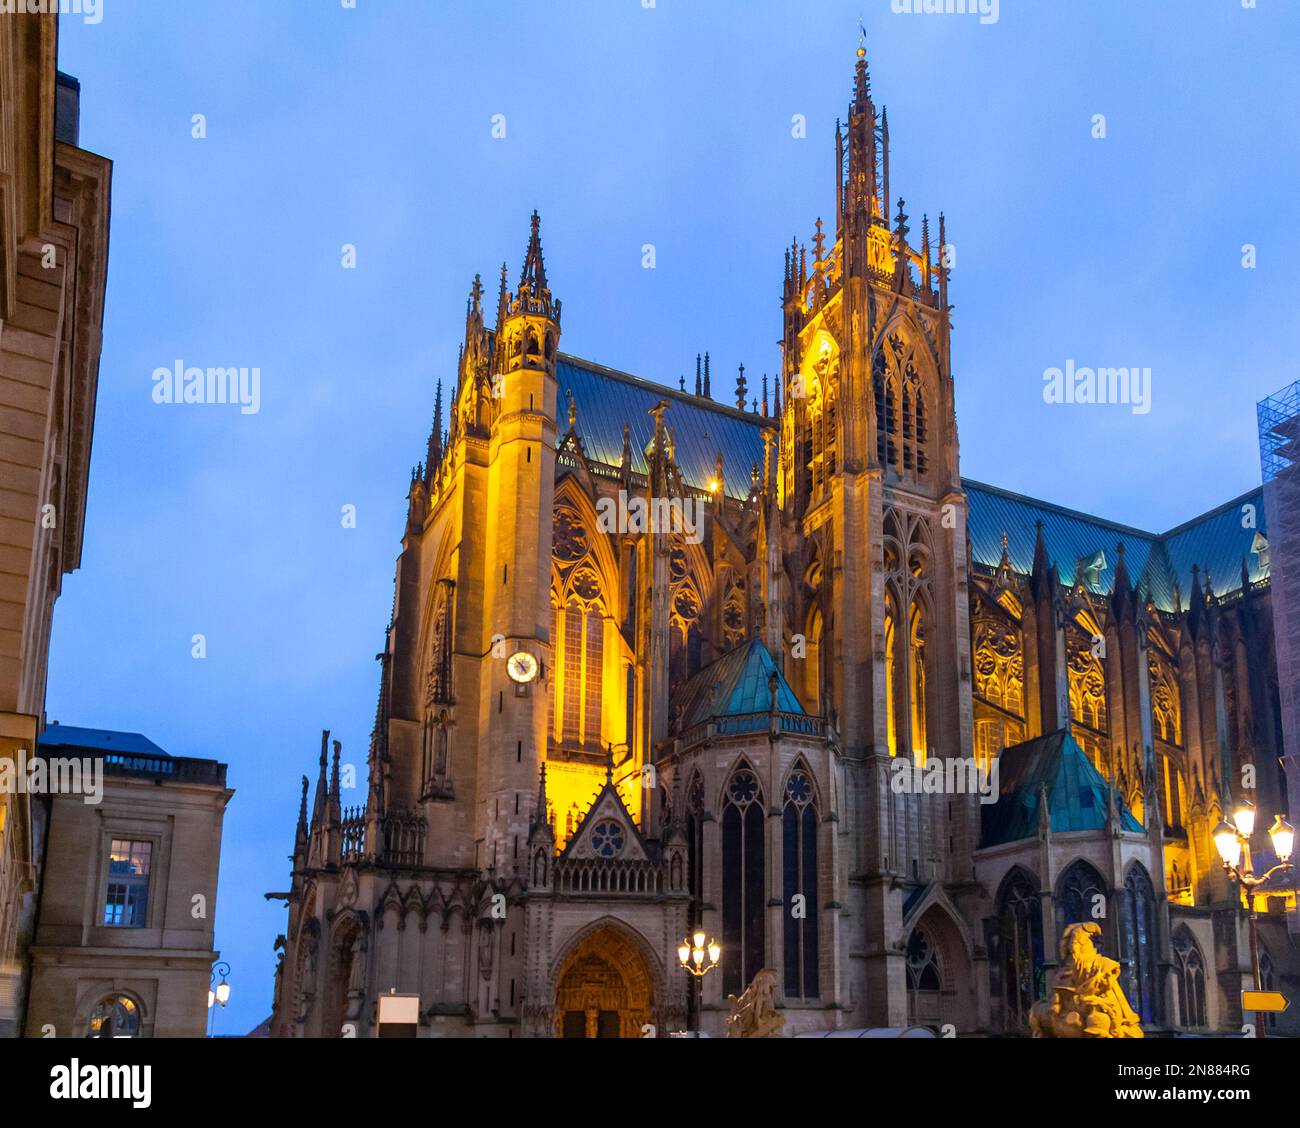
{"left": 507, "top": 651, "right": 539, "bottom": 684}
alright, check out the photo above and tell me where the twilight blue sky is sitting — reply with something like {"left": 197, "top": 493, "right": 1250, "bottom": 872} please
{"left": 51, "top": 1, "right": 1299, "bottom": 1033}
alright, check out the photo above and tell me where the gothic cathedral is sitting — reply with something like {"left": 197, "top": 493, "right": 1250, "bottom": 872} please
{"left": 269, "top": 49, "right": 1294, "bottom": 1038}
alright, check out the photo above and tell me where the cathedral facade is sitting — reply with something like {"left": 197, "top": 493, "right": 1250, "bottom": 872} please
{"left": 269, "top": 50, "right": 1295, "bottom": 1038}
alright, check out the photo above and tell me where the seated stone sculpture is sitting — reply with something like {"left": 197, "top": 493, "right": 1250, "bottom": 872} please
{"left": 725, "top": 968, "right": 786, "bottom": 1039}
{"left": 1030, "top": 921, "right": 1143, "bottom": 1038}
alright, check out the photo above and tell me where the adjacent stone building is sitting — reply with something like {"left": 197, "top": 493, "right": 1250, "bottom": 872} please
{"left": 24, "top": 725, "right": 231, "bottom": 1038}
{"left": 0, "top": 16, "right": 111, "bottom": 1035}
{"left": 270, "top": 47, "right": 1295, "bottom": 1038}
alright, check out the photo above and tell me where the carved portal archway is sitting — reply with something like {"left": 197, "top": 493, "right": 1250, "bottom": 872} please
{"left": 553, "top": 925, "right": 655, "bottom": 1038}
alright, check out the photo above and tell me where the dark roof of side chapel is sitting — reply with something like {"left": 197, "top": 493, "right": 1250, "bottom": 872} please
{"left": 561, "top": 354, "right": 1268, "bottom": 613}
{"left": 979, "top": 730, "right": 1142, "bottom": 849}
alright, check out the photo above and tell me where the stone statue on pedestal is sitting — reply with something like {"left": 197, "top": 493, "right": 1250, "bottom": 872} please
{"left": 726, "top": 968, "right": 785, "bottom": 1039}
{"left": 1030, "top": 922, "right": 1144, "bottom": 1038}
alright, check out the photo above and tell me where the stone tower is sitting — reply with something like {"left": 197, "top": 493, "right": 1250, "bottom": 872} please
{"left": 778, "top": 46, "right": 975, "bottom": 1025}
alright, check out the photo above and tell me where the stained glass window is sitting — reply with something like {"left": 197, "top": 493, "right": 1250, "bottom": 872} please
{"left": 1122, "top": 865, "right": 1158, "bottom": 1026}
{"left": 997, "top": 871, "right": 1044, "bottom": 1031}
{"left": 723, "top": 764, "right": 765, "bottom": 996}
{"left": 782, "top": 768, "right": 819, "bottom": 1000}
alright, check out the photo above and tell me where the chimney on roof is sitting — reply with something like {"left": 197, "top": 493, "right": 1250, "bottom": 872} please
{"left": 55, "top": 72, "right": 81, "bottom": 147}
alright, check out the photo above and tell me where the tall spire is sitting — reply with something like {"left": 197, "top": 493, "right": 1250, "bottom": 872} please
{"left": 695, "top": 354, "right": 702, "bottom": 397}
{"left": 938, "top": 212, "right": 949, "bottom": 308}
{"left": 495, "top": 261, "right": 509, "bottom": 332}
{"left": 846, "top": 41, "right": 880, "bottom": 225}
{"left": 735, "top": 363, "right": 748, "bottom": 410}
{"left": 835, "top": 118, "right": 845, "bottom": 230}
{"left": 328, "top": 738, "right": 342, "bottom": 826}
{"left": 880, "top": 106, "right": 891, "bottom": 231}
{"left": 703, "top": 352, "right": 712, "bottom": 399}
{"left": 426, "top": 378, "right": 444, "bottom": 472}
{"left": 519, "top": 209, "right": 548, "bottom": 294}
{"left": 311, "top": 729, "right": 330, "bottom": 831}
{"left": 295, "top": 774, "right": 309, "bottom": 846}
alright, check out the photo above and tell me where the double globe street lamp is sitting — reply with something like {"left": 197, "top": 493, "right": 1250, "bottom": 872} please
{"left": 1213, "top": 801, "right": 1294, "bottom": 1036}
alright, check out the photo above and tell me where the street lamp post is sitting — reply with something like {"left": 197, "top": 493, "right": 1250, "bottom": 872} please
{"left": 677, "top": 931, "right": 721, "bottom": 1035}
{"left": 1213, "top": 801, "right": 1294, "bottom": 1038}
{"left": 207, "top": 960, "right": 232, "bottom": 1037}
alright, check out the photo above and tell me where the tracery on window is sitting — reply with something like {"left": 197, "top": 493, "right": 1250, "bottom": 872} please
{"left": 972, "top": 600, "right": 1024, "bottom": 718}
{"left": 722, "top": 762, "right": 765, "bottom": 996}
{"left": 783, "top": 764, "right": 819, "bottom": 1000}
{"left": 1173, "top": 928, "right": 1207, "bottom": 1029}
{"left": 424, "top": 579, "right": 454, "bottom": 706}
{"left": 551, "top": 503, "right": 608, "bottom": 750}
{"left": 1067, "top": 616, "right": 1109, "bottom": 735}
{"left": 1148, "top": 647, "right": 1182, "bottom": 746}
{"left": 873, "top": 333, "right": 930, "bottom": 479}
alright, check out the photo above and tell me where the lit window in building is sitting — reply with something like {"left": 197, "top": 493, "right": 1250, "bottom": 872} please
{"left": 88, "top": 995, "right": 141, "bottom": 1038}
{"left": 103, "top": 839, "right": 151, "bottom": 928}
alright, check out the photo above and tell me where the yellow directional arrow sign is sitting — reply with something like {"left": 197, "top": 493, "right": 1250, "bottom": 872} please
{"left": 1242, "top": 991, "right": 1289, "bottom": 1013}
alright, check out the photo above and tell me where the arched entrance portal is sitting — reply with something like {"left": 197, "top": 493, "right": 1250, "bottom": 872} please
{"left": 554, "top": 926, "right": 655, "bottom": 1038}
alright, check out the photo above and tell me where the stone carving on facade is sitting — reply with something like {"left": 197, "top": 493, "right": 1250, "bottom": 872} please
{"left": 725, "top": 968, "right": 786, "bottom": 1039}
{"left": 1030, "top": 923, "right": 1143, "bottom": 1039}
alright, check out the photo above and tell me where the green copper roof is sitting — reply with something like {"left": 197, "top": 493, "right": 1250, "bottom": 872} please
{"left": 672, "top": 639, "right": 805, "bottom": 729}
{"left": 979, "top": 729, "right": 1142, "bottom": 848}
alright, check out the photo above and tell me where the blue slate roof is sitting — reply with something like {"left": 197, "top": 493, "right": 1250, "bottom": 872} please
{"left": 39, "top": 723, "right": 168, "bottom": 758}
{"left": 965, "top": 480, "right": 1266, "bottom": 614}
{"left": 561, "top": 355, "right": 770, "bottom": 501}
{"left": 980, "top": 729, "right": 1142, "bottom": 848}
{"left": 672, "top": 639, "right": 805, "bottom": 728}
{"left": 558, "top": 355, "right": 1267, "bottom": 613}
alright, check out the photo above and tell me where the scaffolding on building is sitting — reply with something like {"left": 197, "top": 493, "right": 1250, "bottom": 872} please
{"left": 1259, "top": 380, "right": 1300, "bottom": 484}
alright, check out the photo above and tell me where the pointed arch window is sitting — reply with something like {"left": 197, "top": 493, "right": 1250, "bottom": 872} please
{"left": 1173, "top": 929, "right": 1207, "bottom": 1029}
{"left": 685, "top": 773, "right": 705, "bottom": 931}
{"left": 552, "top": 559, "right": 606, "bottom": 750}
{"left": 909, "top": 597, "right": 929, "bottom": 762}
{"left": 884, "top": 587, "right": 900, "bottom": 758}
{"left": 782, "top": 766, "right": 819, "bottom": 1000}
{"left": 997, "top": 872, "right": 1044, "bottom": 1031}
{"left": 906, "top": 927, "right": 943, "bottom": 1026}
{"left": 1122, "top": 865, "right": 1159, "bottom": 1026}
{"left": 1057, "top": 860, "right": 1107, "bottom": 932}
{"left": 1260, "top": 951, "right": 1278, "bottom": 1031}
{"left": 722, "top": 764, "right": 765, "bottom": 996}
{"left": 88, "top": 995, "right": 141, "bottom": 1038}
{"left": 874, "top": 337, "right": 929, "bottom": 479}
{"left": 1149, "top": 649, "right": 1182, "bottom": 746}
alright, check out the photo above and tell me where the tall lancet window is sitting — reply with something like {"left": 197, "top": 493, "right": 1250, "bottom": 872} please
{"left": 909, "top": 598, "right": 929, "bottom": 762}
{"left": 1122, "top": 864, "right": 1159, "bottom": 1026}
{"left": 884, "top": 585, "right": 900, "bottom": 758}
{"left": 550, "top": 503, "right": 608, "bottom": 751}
{"left": 882, "top": 512, "right": 934, "bottom": 764}
{"left": 782, "top": 765, "right": 820, "bottom": 1000}
{"left": 875, "top": 335, "right": 930, "bottom": 480}
{"left": 722, "top": 763, "right": 765, "bottom": 996}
